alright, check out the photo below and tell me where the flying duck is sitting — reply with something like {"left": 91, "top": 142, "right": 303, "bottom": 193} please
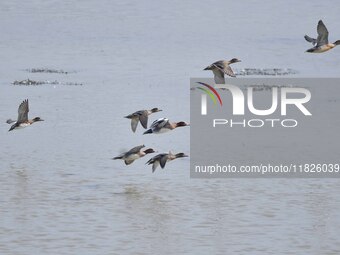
{"left": 204, "top": 58, "right": 241, "bottom": 84}
{"left": 305, "top": 20, "right": 340, "bottom": 53}
{"left": 146, "top": 152, "right": 188, "bottom": 173}
{"left": 125, "top": 108, "right": 162, "bottom": 132}
{"left": 8, "top": 99, "right": 44, "bottom": 131}
{"left": 143, "top": 118, "right": 189, "bottom": 134}
{"left": 112, "top": 145, "right": 155, "bottom": 165}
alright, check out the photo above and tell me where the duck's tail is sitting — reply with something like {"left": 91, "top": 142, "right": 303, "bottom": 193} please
{"left": 305, "top": 48, "right": 315, "bottom": 53}
{"left": 143, "top": 129, "right": 153, "bottom": 135}
{"left": 112, "top": 156, "right": 123, "bottom": 160}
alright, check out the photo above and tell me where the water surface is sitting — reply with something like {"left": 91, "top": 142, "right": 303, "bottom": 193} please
{"left": 1, "top": 1, "right": 340, "bottom": 254}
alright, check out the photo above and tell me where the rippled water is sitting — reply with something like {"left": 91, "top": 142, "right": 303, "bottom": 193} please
{"left": 1, "top": 0, "right": 340, "bottom": 254}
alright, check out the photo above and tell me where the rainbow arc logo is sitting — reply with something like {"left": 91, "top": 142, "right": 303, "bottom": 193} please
{"left": 196, "top": 82, "right": 223, "bottom": 111}
{"left": 196, "top": 82, "right": 312, "bottom": 116}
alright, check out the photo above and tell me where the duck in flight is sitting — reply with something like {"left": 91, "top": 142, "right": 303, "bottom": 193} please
{"left": 204, "top": 58, "right": 241, "bottom": 84}
{"left": 125, "top": 108, "right": 162, "bottom": 133}
{"left": 305, "top": 20, "right": 340, "bottom": 53}
{"left": 112, "top": 145, "right": 155, "bottom": 165}
{"left": 143, "top": 118, "right": 189, "bottom": 135}
{"left": 146, "top": 152, "right": 188, "bottom": 173}
{"left": 8, "top": 99, "right": 44, "bottom": 131}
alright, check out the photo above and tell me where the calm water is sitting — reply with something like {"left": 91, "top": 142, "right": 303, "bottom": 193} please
{"left": 1, "top": 1, "right": 340, "bottom": 254}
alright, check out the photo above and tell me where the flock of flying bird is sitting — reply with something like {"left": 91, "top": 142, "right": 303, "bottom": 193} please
{"left": 6, "top": 19, "right": 338, "bottom": 172}
{"left": 113, "top": 109, "right": 190, "bottom": 172}
{"left": 201, "top": 20, "right": 339, "bottom": 83}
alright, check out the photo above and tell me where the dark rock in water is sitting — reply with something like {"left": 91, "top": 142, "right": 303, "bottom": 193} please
{"left": 12, "top": 79, "right": 47, "bottom": 85}
{"left": 235, "top": 68, "right": 298, "bottom": 76}
{"left": 12, "top": 79, "right": 83, "bottom": 86}
{"left": 64, "top": 82, "right": 83, "bottom": 86}
{"left": 25, "top": 68, "right": 74, "bottom": 74}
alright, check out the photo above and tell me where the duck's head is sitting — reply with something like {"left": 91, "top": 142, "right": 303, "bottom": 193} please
{"left": 150, "top": 108, "right": 162, "bottom": 113}
{"left": 144, "top": 148, "right": 155, "bottom": 154}
{"left": 33, "top": 117, "right": 44, "bottom": 122}
{"left": 175, "top": 153, "right": 188, "bottom": 158}
{"left": 230, "top": 58, "right": 241, "bottom": 64}
{"left": 176, "top": 121, "right": 190, "bottom": 128}
{"left": 334, "top": 40, "right": 340, "bottom": 46}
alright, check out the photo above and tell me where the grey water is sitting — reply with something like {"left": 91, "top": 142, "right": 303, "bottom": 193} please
{"left": 0, "top": 0, "right": 340, "bottom": 254}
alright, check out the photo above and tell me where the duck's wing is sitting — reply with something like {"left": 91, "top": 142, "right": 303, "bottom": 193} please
{"left": 147, "top": 153, "right": 166, "bottom": 172}
{"left": 125, "top": 110, "right": 144, "bottom": 118}
{"left": 146, "top": 154, "right": 160, "bottom": 172}
{"left": 147, "top": 153, "right": 164, "bottom": 163}
{"left": 124, "top": 159, "right": 135, "bottom": 165}
{"left": 17, "top": 99, "right": 29, "bottom": 122}
{"left": 130, "top": 118, "right": 139, "bottom": 132}
{"left": 139, "top": 111, "right": 149, "bottom": 129}
{"left": 152, "top": 161, "right": 160, "bottom": 173}
{"left": 126, "top": 145, "right": 145, "bottom": 156}
{"left": 159, "top": 155, "right": 169, "bottom": 169}
{"left": 214, "top": 61, "right": 236, "bottom": 78}
{"left": 316, "top": 20, "right": 329, "bottom": 46}
{"left": 150, "top": 118, "right": 169, "bottom": 129}
{"left": 223, "top": 65, "right": 236, "bottom": 78}
{"left": 212, "top": 68, "right": 225, "bottom": 84}
{"left": 304, "top": 35, "right": 317, "bottom": 45}
{"left": 146, "top": 157, "right": 155, "bottom": 165}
